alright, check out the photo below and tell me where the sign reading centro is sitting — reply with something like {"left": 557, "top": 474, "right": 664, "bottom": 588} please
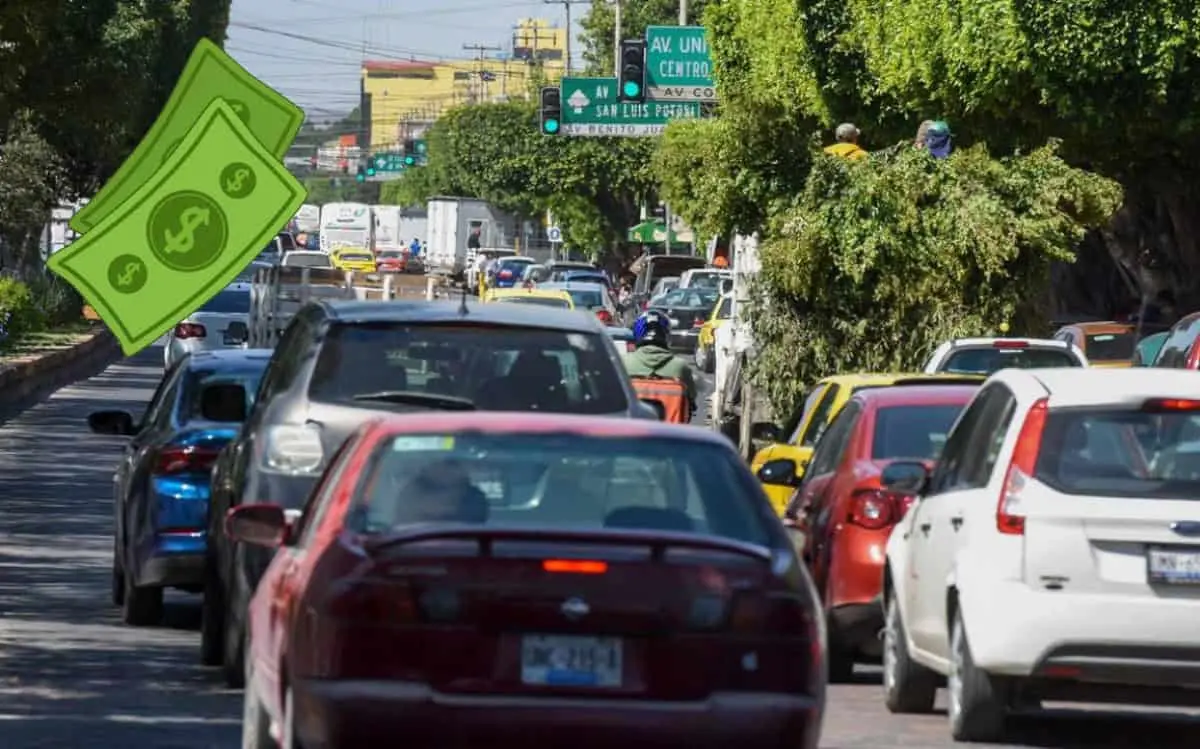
{"left": 644, "top": 26, "right": 716, "bottom": 102}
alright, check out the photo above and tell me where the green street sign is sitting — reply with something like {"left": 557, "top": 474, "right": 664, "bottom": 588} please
{"left": 372, "top": 152, "right": 408, "bottom": 172}
{"left": 645, "top": 26, "right": 715, "bottom": 102}
{"left": 559, "top": 77, "right": 702, "bottom": 136}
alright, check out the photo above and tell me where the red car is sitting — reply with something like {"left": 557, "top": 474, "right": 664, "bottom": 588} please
{"left": 232, "top": 412, "right": 826, "bottom": 749}
{"left": 374, "top": 249, "right": 406, "bottom": 273}
{"left": 783, "top": 384, "right": 977, "bottom": 682}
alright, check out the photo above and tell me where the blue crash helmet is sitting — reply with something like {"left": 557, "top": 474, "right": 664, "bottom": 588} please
{"left": 633, "top": 310, "right": 671, "bottom": 347}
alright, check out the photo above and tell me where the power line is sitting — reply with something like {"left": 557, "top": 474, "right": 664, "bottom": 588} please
{"left": 462, "top": 43, "right": 503, "bottom": 103}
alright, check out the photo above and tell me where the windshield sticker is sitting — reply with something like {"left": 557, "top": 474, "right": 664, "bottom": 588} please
{"left": 392, "top": 436, "right": 456, "bottom": 452}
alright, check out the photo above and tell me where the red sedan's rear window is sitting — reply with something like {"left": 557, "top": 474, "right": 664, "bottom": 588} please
{"left": 871, "top": 404, "right": 967, "bottom": 460}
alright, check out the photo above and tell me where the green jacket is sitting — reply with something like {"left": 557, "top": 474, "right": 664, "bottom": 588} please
{"left": 623, "top": 345, "right": 696, "bottom": 403}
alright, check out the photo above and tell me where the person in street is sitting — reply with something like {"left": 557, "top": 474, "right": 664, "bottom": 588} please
{"left": 925, "top": 120, "right": 953, "bottom": 159}
{"left": 409, "top": 236, "right": 421, "bottom": 257}
{"left": 624, "top": 310, "right": 697, "bottom": 418}
{"left": 824, "top": 123, "right": 868, "bottom": 160}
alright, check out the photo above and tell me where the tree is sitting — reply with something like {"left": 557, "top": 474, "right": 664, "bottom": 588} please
{"left": 579, "top": 0, "right": 715, "bottom": 74}
{"left": 378, "top": 100, "right": 656, "bottom": 260}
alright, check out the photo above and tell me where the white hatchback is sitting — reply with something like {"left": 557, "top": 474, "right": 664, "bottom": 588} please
{"left": 880, "top": 367, "right": 1200, "bottom": 742}
{"left": 923, "top": 337, "right": 1088, "bottom": 375}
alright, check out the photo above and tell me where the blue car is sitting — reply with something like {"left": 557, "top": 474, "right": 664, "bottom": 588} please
{"left": 89, "top": 349, "right": 271, "bottom": 626}
{"left": 491, "top": 256, "right": 537, "bottom": 288}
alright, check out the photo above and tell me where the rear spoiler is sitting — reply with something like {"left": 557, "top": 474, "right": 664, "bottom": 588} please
{"left": 361, "top": 525, "right": 773, "bottom": 563}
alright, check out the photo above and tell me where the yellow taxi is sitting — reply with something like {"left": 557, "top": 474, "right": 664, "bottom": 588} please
{"left": 1052, "top": 321, "right": 1138, "bottom": 368}
{"left": 330, "top": 248, "right": 376, "bottom": 273}
{"left": 693, "top": 292, "right": 732, "bottom": 374}
{"left": 482, "top": 287, "right": 575, "bottom": 309}
{"left": 749, "top": 372, "right": 985, "bottom": 513}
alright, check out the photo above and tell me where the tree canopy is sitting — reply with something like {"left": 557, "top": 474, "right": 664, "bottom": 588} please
{"left": 0, "top": 0, "right": 231, "bottom": 268}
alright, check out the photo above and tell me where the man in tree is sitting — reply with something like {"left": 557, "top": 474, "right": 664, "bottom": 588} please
{"left": 824, "top": 123, "right": 868, "bottom": 160}
{"left": 914, "top": 120, "right": 935, "bottom": 149}
{"left": 925, "top": 121, "right": 954, "bottom": 159}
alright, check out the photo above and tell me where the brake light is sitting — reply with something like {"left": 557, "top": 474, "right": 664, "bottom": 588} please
{"left": 848, "top": 489, "right": 910, "bottom": 530}
{"left": 1143, "top": 398, "right": 1200, "bottom": 412}
{"left": 173, "top": 322, "right": 206, "bottom": 339}
{"left": 595, "top": 309, "right": 612, "bottom": 324}
{"left": 321, "top": 579, "right": 417, "bottom": 622}
{"left": 153, "top": 445, "right": 220, "bottom": 475}
{"left": 992, "top": 340, "right": 1028, "bottom": 349}
{"left": 693, "top": 317, "right": 705, "bottom": 328}
{"left": 997, "top": 397, "right": 1048, "bottom": 535}
{"left": 543, "top": 559, "right": 607, "bottom": 574}
{"left": 499, "top": 270, "right": 512, "bottom": 279}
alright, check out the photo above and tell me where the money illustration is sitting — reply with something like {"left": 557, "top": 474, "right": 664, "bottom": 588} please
{"left": 69, "top": 38, "right": 303, "bottom": 233}
{"left": 49, "top": 98, "right": 306, "bottom": 354}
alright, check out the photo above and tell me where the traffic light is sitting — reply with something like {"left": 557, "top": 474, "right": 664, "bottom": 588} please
{"left": 400, "top": 138, "right": 416, "bottom": 165}
{"left": 539, "top": 86, "right": 561, "bottom": 135}
{"left": 365, "top": 161, "right": 376, "bottom": 177}
{"left": 355, "top": 165, "right": 365, "bottom": 183}
{"left": 618, "top": 39, "right": 646, "bottom": 101}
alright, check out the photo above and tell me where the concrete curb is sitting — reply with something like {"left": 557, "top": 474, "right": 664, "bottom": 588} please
{"left": 0, "top": 326, "right": 122, "bottom": 408}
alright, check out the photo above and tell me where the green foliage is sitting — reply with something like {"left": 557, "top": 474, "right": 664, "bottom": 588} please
{"left": 0, "top": 118, "right": 62, "bottom": 257}
{"left": 578, "top": 0, "right": 714, "bottom": 75}
{"left": 0, "top": 277, "right": 44, "bottom": 338}
{"left": 749, "top": 144, "right": 1121, "bottom": 417}
{"left": 377, "top": 100, "right": 656, "bottom": 256}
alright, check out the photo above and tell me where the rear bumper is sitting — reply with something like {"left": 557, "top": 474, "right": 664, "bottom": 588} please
{"left": 293, "top": 679, "right": 823, "bottom": 749}
{"left": 668, "top": 329, "right": 700, "bottom": 351}
{"left": 135, "top": 533, "right": 205, "bottom": 588}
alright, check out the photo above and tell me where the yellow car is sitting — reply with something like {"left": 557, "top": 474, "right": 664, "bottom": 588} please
{"left": 693, "top": 292, "right": 732, "bottom": 374}
{"left": 330, "top": 248, "right": 376, "bottom": 273}
{"left": 749, "top": 372, "right": 984, "bottom": 513}
{"left": 482, "top": 288, "right": 575, "bottom": 309}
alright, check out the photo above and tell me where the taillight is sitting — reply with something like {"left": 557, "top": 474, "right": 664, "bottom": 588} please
{"left": 848, "top": 489, "right": 908, "bottom": 530}
{"left": 693, "top": 317, "right": 705, "bottom": 328}
{"left": 595, "top": 309, "right": 612, "bottom": 324}
{"left": 154, "top": 445, "right": 220, "bottom": 475}
{"left": 321, "top": 579, "right": 418, "bottom": 622}
{"left": 499, "top": 270, "right": 512, "bottom": 279}
{"left": 543, "top": 559, "right": 607, "bottom": 574}
{"left": 992, "top": 340, "right": 1028, "bottom": 349}
{"left": 173, "top": 322, "right": 206, "bottom": 339}
{"left": 729, "top": 590, "right": 814, "bottom": 635}
{"left": 1143, "top": 398, "right": 1200, "bottom": 412}
{"left": 997, "top": 397, "right": 1048, "bottom": 535}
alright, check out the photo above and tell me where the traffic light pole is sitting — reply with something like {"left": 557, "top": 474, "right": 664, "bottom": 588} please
{"left": 613, "top": 0, "right": 622, "bottom": 77}
{"left": 663, "top": 203, "right": 672, "bottom": 256}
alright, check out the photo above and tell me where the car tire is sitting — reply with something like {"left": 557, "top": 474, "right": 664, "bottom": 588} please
{"left": 199, "top": 553, "right": 225, "bottom": 666}
{"left": 882, "top": 593, "right": 938, "bottom": 714}
{"left": 122, "top": 574, "right": 164, "bottom": 627}
{"left": 948, "top": 609, "right": 1009, "bottom": 742}
{"left": 241, "top": 645, "right": 277, "bottom": 749}
{"left": 111, "top": 539, "right": 125, "bottom": 607}
{"left": 694, "top": 343, "right": 712, "bottom": 373}
{"left": 222, "top": 578, "right": 246, "bottom": 688}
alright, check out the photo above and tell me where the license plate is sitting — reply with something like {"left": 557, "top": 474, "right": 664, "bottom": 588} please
{"left": 520, "top": 634, "right": 622, "bottom": 687}
{"left": 1147, "top": 546, "right": 1200, "bottom": 584}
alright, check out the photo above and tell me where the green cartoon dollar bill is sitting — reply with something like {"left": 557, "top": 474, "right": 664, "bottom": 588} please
{"left": 48, "top": 98, "right": 306, "bottom": 354}
{"left": 69, "top": 38, "right": 303, "bottom": 234}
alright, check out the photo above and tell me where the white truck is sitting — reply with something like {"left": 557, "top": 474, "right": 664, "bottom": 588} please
{"left": 293, "top": 204, "right": 321, "bottom": 233}
{"left": 425, "top": 196, "right": 516, "bottom": 280}
{"left": 319, "top": 202, "right": 371, "bottom": 253}
{"left": 711, "top": 233, "right": 766, "bottom": 457}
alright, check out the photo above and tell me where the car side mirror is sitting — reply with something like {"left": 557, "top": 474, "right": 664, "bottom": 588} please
{"left": 750, "top": 421, "right": 781, "bottom": 442}
{"left": 880, "top": 460, "right": 931, "bottom": 496}
{"left": 225, "top": 504, "right": 290, "bottom": 548}
{"left": 87, "top": 409, "right": 136, "bottom": 435}
{"left": 639, "top": 398, "right": 666, "bottom": 420}
{"left": 757, "top": 458, "right": 801, "bottom": 486}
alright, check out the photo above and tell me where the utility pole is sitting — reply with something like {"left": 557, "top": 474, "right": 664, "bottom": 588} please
{"left": 679, "top": 0, "right": 687, "bottom": 24}
{"left": 463, "top": 43, "right": 501, "bottom": 102}
{"left": 544, "top": 0, "right": 588, "bottom": 74}
{"left": 613, "top": 0, "right": 622, "bottom": 77}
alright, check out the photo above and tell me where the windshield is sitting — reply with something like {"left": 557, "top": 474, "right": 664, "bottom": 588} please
{"left": 199, "top": 289, "right": 250, "bottom": 314}
{"left": 177, "top": 367, "right": 264, "bottom": 422}
{"left": 1035, "top": 408, "right": 1200, "bottom": 499}
{"left": 283, "top": 253, "right": 332, "bottom": 268}
{"left": 659, "top": 288, "right": 719, "bottom": 308}
{"left": 494, "top": 296, "right": 571, "bottom": 309}
{"left": 1086, "top": 332, "right": 1135, "bottom": 361}
{"left": 565, "top": 272, "right": 608, "bottom": 285}
{"left": 309, "top": 323, "right": 629, "bottom": 413}
{"left": 939, "top": 346, "right": 1078, "bottom": 374}
{"left": 277, "top": 233, "right": 297, "bottom": 252}
{"left": 377, "top": 251, "right": 403, "bottom": 259}
{"left": 687, "top": 272, "right": 727, "bottom": 289}
{"left": 872, "top": 404, "right": 966, "bottom": 460}
{"left": 349, "top": 433, "right": 769, "bottom": 545}
{"left": 563, "top": 288, "right": 606, "bottom": 309}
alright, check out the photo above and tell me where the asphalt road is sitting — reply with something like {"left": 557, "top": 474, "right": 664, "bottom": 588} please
{"left": 0, "top": 349, "right": 1195, "bottom": 747}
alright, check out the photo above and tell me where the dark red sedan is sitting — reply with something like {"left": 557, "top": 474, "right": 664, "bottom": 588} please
{"left": 232, "top": 412, "right": 825, "bottom": 748}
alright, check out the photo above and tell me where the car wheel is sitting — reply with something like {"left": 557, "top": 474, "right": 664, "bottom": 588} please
{"left": 122, "top": 573, "right": 164, "bottom": 626}
{"left": 882, "top": 593, "right": 938, "bottom": 713}
{"left": 222, "top": 578, "right": 246, "bottom": 688}
{"left": 693, "top": 343, "right": 709, "bottom": 371}
{"left": 199, "top": 553, "right": 225, "bottom": 666}
{"left": 111, "top": 539, "right": 125, "bottom": 607}
{"left": 241, "top": 646, "right": 277, "bottom": 749}
{"left": 948, "top": 609, "right": 1009, "bottom": 742}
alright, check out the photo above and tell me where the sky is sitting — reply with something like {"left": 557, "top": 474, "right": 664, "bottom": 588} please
{"left": 226, "top": 0, "right": 583, "bottom": 124}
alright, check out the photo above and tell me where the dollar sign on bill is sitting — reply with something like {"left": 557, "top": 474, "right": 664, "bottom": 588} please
{"left": 115, "top": 261, "right": 141, "bottom": 288}
{"left": 220, "top": 161, "right": 257, "bottom": 199}
{"left": 161, "top": 205, "right": 211, "bottom": 255}
{"left": 225, "top": 168, "right": 250, "bottom": 193}
{"left": 105, "top": 254, "right": 148, "bottom": 295}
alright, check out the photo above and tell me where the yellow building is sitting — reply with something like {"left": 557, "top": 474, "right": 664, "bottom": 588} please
{"left": 362, "top": 18, "right": 567, "bottom": 150}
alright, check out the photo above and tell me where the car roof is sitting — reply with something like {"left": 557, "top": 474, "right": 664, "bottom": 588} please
{"left": 540, "top": 281, "right": 606, "bottom": 290}
{"left": 367, "top": 411, "right": 735, "bottom": 446}
{"left": 185, "top": 348, "right": 273, "bottom": 368}
{"left": 853, "top": 383, "right": 979, "bottom": 407}
{"left": 1005, "top": 367, "right": 1200, "bottom": 407}
{"left": 320, "top": 298, "right": 604, "bottom": 332}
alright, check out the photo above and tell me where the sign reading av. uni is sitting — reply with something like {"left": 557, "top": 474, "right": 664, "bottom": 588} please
{"left": 644, "top": 26, "right": 716, "bottom": 102}
{"left": 560, "top": 77, "right": 702, "bottom": 137}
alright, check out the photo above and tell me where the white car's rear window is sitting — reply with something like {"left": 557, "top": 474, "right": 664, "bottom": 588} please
{"left": 940, "top": 347, "right": 1078, "bottom": 375}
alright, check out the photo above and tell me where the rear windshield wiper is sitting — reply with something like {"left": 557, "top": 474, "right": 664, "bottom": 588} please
{"left": 351, "top": 391, "right": 476, "bottom": 410}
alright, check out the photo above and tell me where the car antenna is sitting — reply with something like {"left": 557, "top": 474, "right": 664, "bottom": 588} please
{"left": 458, "top": 284, "right": 469, "bottom": 316}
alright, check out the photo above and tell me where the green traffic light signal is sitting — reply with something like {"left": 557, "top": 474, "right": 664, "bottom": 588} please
{"left": 366, "top": 167, "right": 376, "bottom": 176}
{"left": 543, "top": 118, "right": 560, "bottom": 134}
{"left": 622, "top": 80, "right": 640, "bottom": 98}
{"left": 355, "top": 173, "right": 365, "bottom": 183}
{"left": 404, "top": 155, "right": 415, "bottom": 165}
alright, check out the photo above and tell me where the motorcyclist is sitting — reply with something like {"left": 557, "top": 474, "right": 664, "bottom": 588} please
{"left": 624, "top": 310, "right": 696, "bottom": 417}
